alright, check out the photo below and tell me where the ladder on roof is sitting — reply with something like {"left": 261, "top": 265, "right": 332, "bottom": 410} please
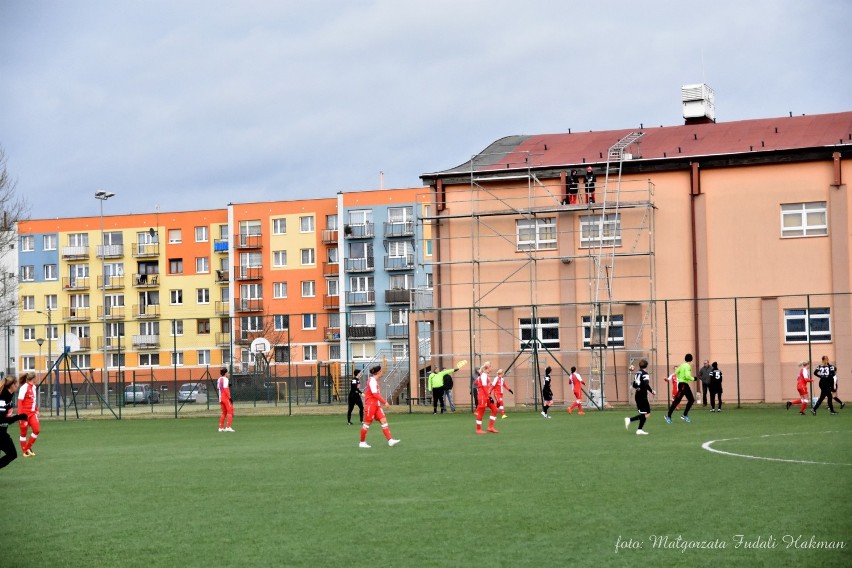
{"left": 586, "top": 131, "right": 644, "bottom": 409}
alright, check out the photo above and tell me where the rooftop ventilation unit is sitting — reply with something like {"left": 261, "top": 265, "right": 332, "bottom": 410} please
{"left": 682, "top": 83, "right": 715, "bottom": 123}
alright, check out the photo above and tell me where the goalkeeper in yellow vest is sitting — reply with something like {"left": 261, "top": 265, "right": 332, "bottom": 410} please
{"left": 665, "top": 353, "right": 696, "bottom": 424}
{"left": 429, "top": 364, "right": 461, "bottom": 415}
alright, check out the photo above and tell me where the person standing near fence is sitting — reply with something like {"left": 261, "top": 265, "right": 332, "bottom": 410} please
{"left": 0, "top": 377, "right": 26, "bottom": 469}
{"left": 493, "top": 369, "right": 513, "bottom": 419}
{"left": 443, "top": 370, "right": 456, "bottom": 412}
{"left": 584, "top": 166, "right": 596, "bottom": 204}
{"left": 786, "top": 360, "right": 814, "bottom": 415}
{"left": 17, "top": 372, "right": 40, "bottom": 457}
{"left": 625, "top": 359, "right": 654, "bottom": 435}
{"left": 664, "top": 354, "right": 696, "bottom": 424}
{"left": 566, "top": 366, "right": 586, "bottom": 415}
{"left": 428, "top": 367, "right": 446, "bottom": 415}
{"left": 347, "top": 368, "right": 364, "bottom": 425}
{"left": 474, "top": 362, "right": 499, "bottom": 433}
{"left": 708, "top": 362, "right": 723, "bottom": 412}
{"left": 540, "top": 366, "right": 554, "bottom": 419}
{"left": 698, "top": 360, "right": 712, "bottom": 408}
{"left": 812, "top": 356, "right": 838, "bottom": 415}
{"left": 359, "top": 365, "right": 400, "bottom": 448}
{"left": 217, "top": 368, "right": 235, "bottom": 432}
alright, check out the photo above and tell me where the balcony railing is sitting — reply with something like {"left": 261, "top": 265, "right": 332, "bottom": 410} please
{"left": 62, "top": 246, "right": 90, "bottom": 259}
{"left": 234, "top": 233, "right": 263, "bottom": 249}
{"left": 133, "top": 304, "right": 160, "bottom": 318}
{"left": 215, "top": 332, "right": 231, "bottom": 346}
{"left": 214, "top": 301, "right": 230, "bottom": 315}
{"left": 133, "top": 273, "right": 159, "bottom": 287}
{"left": 346, "top": 290, "right": 375, "bottom": 306}
{"left": 322, "top": 262, "right": 339, "bottom": 276}
{"left": 97, "top": 337, "right": 124, "bottom": 351}
{"left": 132, "top": 242, "right": 160, "bottom": 258}
{"left": 132, "top": 334, "right": 160, "bottom": 349}
{"left": 62, "top": 277, "right": 90, "bottom": 290}
{"left": 235, "top": 298, "right": 263, "bottom": 312}
{"left": 344, "top": 257, "right": 374, "bottom": 272}
{"left": 213, "top": 239, "right": 229, "bottom": 253}
{"left": 386, "top": 323, "right": 409, "bottom": 339}
{"left": 321, "top": 229, "right": 338, "bottom": 244}
{"left": 344, "top": 223, "right": 374, "bottom": 239}
{"left": 98, "top": 275, "right": 126, "bottom": 290}
{"left": 385, "top": 289, "right": 412, "bottom": 305}
{"left": 347, "top": 325, "right": 376, "bottom": 340}
{"left": 323, "top": 295, "right": 339, "bottom": 310}
{"left": 215, "top": 269, "right": 230, "bottom": 284}
{"left": 323, "top": 327, "right": 341, "bottom": 342}
{"left": 63, "top": 307, "right": 90, "bottom": 321}
{"left": 97, "top": 305, "right": 126, "bottom": 320}
{"left": 383, "top": 221, "right": 415, "bottom": 238}
{"left": 236, "top": 266, "right": 263, "bottom": 280}
{"left": 96, "top": 244, "right": 124, "bottom": 258}
{"left": 78, "top": 337, "right": 91, "bottom": 350}
{"left": 384, "top": 254, "right": 415, "bottom": 271}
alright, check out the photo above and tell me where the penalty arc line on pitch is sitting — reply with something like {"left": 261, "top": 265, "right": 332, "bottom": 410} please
{"left": 702, "top": 431, "right": 852, "bottom": 467}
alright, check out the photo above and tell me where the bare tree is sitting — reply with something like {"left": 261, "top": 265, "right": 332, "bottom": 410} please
{"left": 0, "top": 145, "right": 31, "bottom": 329}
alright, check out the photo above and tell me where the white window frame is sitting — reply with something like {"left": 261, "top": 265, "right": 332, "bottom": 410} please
{"left": 197, "top": 349, "right": 211, "bottom": 366}
{"left": 272, "top": 218, "right": 287, "bottom": 235}
{"left": 300, "top": 248, "right": 316, "bottom": 266}
{"left": 784, "top": 308, "right": 831, "bottom": 343}
{"left": 196, "top": 257, "right": 210, "bottom": 274}
{"left": 197, "top": 288, "right": 210, "bottom": 304}
{"left": 44, "top": 234, "right": 59, "bottom": 250}
{"left": 303, "top": 345, "right": 317, "bottom": 362}
{"left": 44, "top": 264, "right": 58, "bottom": 281}
{"left": 301, "top": 280, "right": 316, "bottom": 297}
{"left": 171, "top": 320, "right": 184, "bottom": 336}
{"left": 45, "top": 294, "right": 58, "bottom": 310}
{"left": 299, "top": 216, "right": 315, "bottom": 233}
{"left": 519, "top": 317, "right": 561, "bottom": 350}
{"left": 170, "top": 289, "right": 183, "bottom": 305}
{"left": 516, "top": 218, "right": 557, "bottom": 251}
{"left": 21, "top": 235, "right": 34, "bottom": 252}
{"left": 21, "top": 265, "right": 35, "bottom": 281}
{"left": 302, "top": 313, "right": 317, "bottom": 330}
{"left": 781, "top": 202, "right": 828, "bottom": 238}
{"left": 139, "top": 353, "right": 160, "bottom": 367}
{"left": 67, "top": 233, "right": 87, "bottom": 247}
{"left": 171, "top": 352, "right": 184, "bottom": 366}
{"left": 579, "top": 214, "right": 621, "bottom": 248}
{"left": 24, "top": 327, "right": 36, "bottom": 341}
{"left": 168, "top": 229, "right": 182, "bottom": 244}
{"left": 582, "top": 314, "right": 625, "bottom": 348}
{"left": 274, "top": 315, "right": 289, "bottom": 331}
{"left": 273, "top": 250, "right": 287, "bottom": 267}
{"left": 195, "top": 226, "right": 209, "bottom": 242}
{"left": 273, "top": 282, "right": 288, "bottom": 299}
{"left": 22, "top": 356, "right": 36, "bottom": 371}
{"left": 22, "top": 296, "right": 35, "bottom": 310}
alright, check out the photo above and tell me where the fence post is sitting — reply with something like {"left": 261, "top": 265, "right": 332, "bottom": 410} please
{"left": 734, "top": 297, "right": 741, "bottom": 408}
{"left": 664, "top": 300, "right": 671, "bottom": 407}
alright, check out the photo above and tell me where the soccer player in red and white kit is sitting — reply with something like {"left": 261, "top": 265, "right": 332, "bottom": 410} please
{"left": 474, "top": 362, "right": 499, "bottom": 434}
{"left": 566, "top": 366, "right": 585, "bottom": 415}
{"left": 359, "top": 365, "right": 400, "bottom": 448}
{"left": 217, "top": 368, "right": 234, "bottom": 432}
{"left": 786, "top": 360, "right": 814, "bottom": 415}
{"left": 663, "top": 366, "right": 680, "bottom": 410}
{"left": 493, "top": 368, "right": 513, "bottom": 419}
{"left": 17, "top": 372, "right": 40, "bottom": 457}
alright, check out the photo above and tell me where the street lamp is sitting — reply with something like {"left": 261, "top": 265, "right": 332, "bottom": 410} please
{"left": 36, "top": 338, "right": 44, "bottom": 373}
{"left": 36, "top": 308, "right": 54, "bottom": 413}
{"left": 95, "top": 191, "right": 115, "bottom": 402}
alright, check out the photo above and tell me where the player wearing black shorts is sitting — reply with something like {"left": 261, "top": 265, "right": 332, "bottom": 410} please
{"left": 812, "top": 356, "right": 838, "bottom": 415}
{"left": 347, "top": 369, "right": 364, "bottom": 425}
{"left": 625, "top": 359, "right": 654, "bottom": 435}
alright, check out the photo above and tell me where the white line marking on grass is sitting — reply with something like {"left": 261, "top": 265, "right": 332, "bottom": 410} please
{"left": 702, "top": 431, "right": 852, "bottom": 466}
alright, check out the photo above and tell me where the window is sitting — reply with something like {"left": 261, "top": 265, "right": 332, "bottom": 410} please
{"left": 301, "top": 281, "right": 316, "bottom": 297}
{"left": 171, "top": 352, "right": 184, "bottom": 366}
{"left": 300, "top": 216, "right": 315, "bottom": 232}
{"left": 109, "top": 353, "right": 125, "bottom": 368}
{"left": 392, "top": 344, "right": 408, "bottom": 359}
{"left": 300, "top": 248, "right": 316, "bottom": 266}
{"left": 170, "top": 289, "right": 183, "bottom": 305}
{"left": 781, "top": 202, "right": 828, "bottom": 237}
{"left": 68, "top": 233, "right": 87, "bottom": 247}
{"left": 197, "top": 319, "right": 211, "bottom": 335}
{"left": 21, "top": 235, "right": 34, "bottom": 252}
{"left": 274, "top": 346, "right": 290, "bottom": 363}
{"left": 197, "top": 288, "right": 210, "bottom": 304}
{"left": 197, "top": 349, "right": 211, "bottom": 365}
{"left": 389, "top": 274, "right": 413, "bottom": 290}
{"left": 139, "top": 353, "right": 160, "bottom": 366}
{"left": 70, "top": 294, "right": 90, "bottom": 308}
{"left": 22, "top": 356, "right": 36, "bottom": 371}
{"left": 517, "top": 218, "right": 557, "bottom": 251}
{"left": 273, "top": 282, "right": 288, "bottom": 299}
{"left": 784, "top": 308, "right": 831, "bottom": 343}
{"left": 220, "top": 318, "right": 231, "bottom": 333}
{"left": 274, "top": 315, "right": 289, "bottom": 331}
{"left": 168, "top": 229, "right": 182, "bottom": 243}
{"left": 169, "top": 259, "right": 184, "bottom": 274}
{"left": 387, "top": 240, "right": 413, "bottom": 258}
{"left": 326, "top": 214, "right": 338, "bottom": 230}
{"left": 272, "top": 218, "right": 287, "bottom": 234}
{"left": 46, "top": 325, "right": 59, "bottom": 340}
{"left": 328, "top": 247, "right": 339, "bottom": 264}
{"left": 22, "top": 296, "right": 35, "bottom": 310}
{"left": 326, "top": 278, "right": 339, "bottom": 296}
{"left": 388, "top": 206, "right": 413, "bottom": 223}
{"left": 582, "top": 314, "right": 625, "bottom": 348}
{"left": 196, "top": 257, "right": 209, "bottom": 273}
{"left": 350, "top": 276, "right": 374, "bottom": 292}
{"left": 21, "top": 265, "right": 34, "bottom": 281}
{"left": 44, "top": 234, "right": 59, "bottom": 250}
{"left": 71, "top": 354, "right": 91, "bottom": 369}
{"left": 44, "top": 264, "right": 57, "bottom": 280}
{"left": 328, "top": 312, "right": 340, "bottom": 329}
{"left": 302, "top": 313, "right": 317, "bottom": 330}
{"left": 520, "top": 317, "right": 561, "bottom": 349}
{"left": 195, "top": 226, "right": 209, "bottom": 242}
{"left": 329, "top": 344, "right": 341, "bottom": 360}
{"left": 580, "top": 214, "right": 621, "bottom": 247}
{"left": 303, "top": 345, "right": 317, "bottom": 362}
{"left": 273, "top": 251, "right": 287, "bottom": 267}
{"left": 45, "top": 295, "right": 58, "bottom": 310}
{"left": 171, "top": 320, "right": 184, "bottom": 336}
{"left": 24, "top": 327, "right": 36, "bottom": 341}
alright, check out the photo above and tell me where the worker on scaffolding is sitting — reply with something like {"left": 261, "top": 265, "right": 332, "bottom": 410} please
{"left": 584, "top": 166, "right": 596, "bottom": 204}
{"left": 563, "top": 169, "right": 579, "bottom": 205}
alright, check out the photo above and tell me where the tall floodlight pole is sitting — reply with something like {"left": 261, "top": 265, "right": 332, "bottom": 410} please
{"left": 95, "top": 191, "right": 115, "bottom": 402}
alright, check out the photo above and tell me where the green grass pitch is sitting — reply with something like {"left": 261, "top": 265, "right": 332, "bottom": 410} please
{"left": 13, "top": 407, "right": 851, "bottom": 567}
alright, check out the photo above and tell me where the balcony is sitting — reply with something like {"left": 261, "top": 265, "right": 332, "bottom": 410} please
{"left": 385, "top": 289, "right": 412, "bottom": 305}
{"left": 322, "top": 262, "right": 339, "bottom": 277}
{"left": 323, "top": 327, "right": 341, "bottom": 342}
{"left": 344, "top": 223, "right": 374, "bottom": 239}
{"left": 214, "top": 301, "right": 230, "bottom": 315}
{"left": 236, "top": 266, "right": 262, "bottom": 281}
{"left": 133, "top": 304, "right": 160, "bottom": 319}
{"left": 132, "top": 334, "right": 160, "bottom": 349}
{"left": 235, "top": 298, "right": 263, "bottom": 312}
{"left": 63, "top": 307, "right": 90, "bottom": 321}
{"left": 347, "top": 325, "right": 376, "bottom": 340}
{"left": 384, "top": 221, "right": 415, "bottom": 238}
{"left": 213, "top": 239, "right": 229, "bottom": 254}
{"left": 62, "top": 277, "right": 90, "bottom": 290}
{"left": 215, "top": 332, "right": 231, "bottom": 347}
{"left": 386, "top": 323, "right": 409, "bottom": 339}
{"left": 321, "top": 229, "right": 338, "bottom": 244}
{"left": 97, "top": 337, "right": 124, "bottom": 351}
{"left": 97, "top": 305, "right": 126, "bottom": 320}
{"left": 323, "top": 294, "right": 339, "bottom": 310}
{"left": 98, "top": 275, "right": 126, "bottom": 290}
{"left": 78, "top": 337, "right": 92, "bottom": 351}
{"left": 62, "top": 246, "right": 90, "bottom": 260}
{"left": 215, "top": 269, "right": 230, "bottom": 284}
{"left": 234, "top": 233, "right": 262, "bottom": 249}
{"left": 96, "top": 244, "right": 124, "bottom": 259}
{"left": 132, "top": 242, "right": 160, "bottom": 258}
{"left": 384, "top": 254, "right": 415, "bottom": 271}
{"left": 133, "top": 273, "right": 159, "bottom": 287}
{"left": 346, "top": 290, "right": 375, "bottom": 306}
{"left": 344, "top": 257, "right": 374, "bottom": 272}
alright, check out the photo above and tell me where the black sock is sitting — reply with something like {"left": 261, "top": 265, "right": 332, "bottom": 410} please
{"left": 639, "top": 415, "right": 646, "bottom": 429}
{"left": 629, "top": 415, "right": 639, "bottom": 423}
{"left": 543, "top": 406, "right": 549, "bottom": 415}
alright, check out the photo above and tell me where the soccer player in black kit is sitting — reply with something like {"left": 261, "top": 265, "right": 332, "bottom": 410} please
{"left": 347, "top": 368, "right": 365, "bottom": 425}
{"left": 625, "top": 359, "right": 654, "bottom": 435}
{"left": 0, "top": 376, "right": 27, "bottom": 469}
{"left": 812, "top": 356, "right": 838, "bottom": 415}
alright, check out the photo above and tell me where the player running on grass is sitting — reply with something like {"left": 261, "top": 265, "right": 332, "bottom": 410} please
{"left": 359, "top": 365, "right": 400, "bottom": 448}
{"left": 540, "top": 366, "right": 554, "bottom": 418}
{"left": 786, "top": 360, "right": 814, "bottom": 415}
{"left": 663, "top": 366, "right": 680, "bottom": 410}
{"left": 17, "top": 372, "right": 40, "bottom": 457}
{"left": 625, "top": 359, "right": 654, "bottom": 435}
{"left": 493, "top": 368, "right": 513, "bottom": 419}
{"left": 566, "top": 366, "right": 585, "bottom": 415}
{"left": 665, "top": 354, "right": 696, "bottom": 424}
{"left": 474, "top": 362, "right": 499, "bottom": 433}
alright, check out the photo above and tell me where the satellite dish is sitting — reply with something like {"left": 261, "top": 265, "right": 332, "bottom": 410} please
{"left": 250, "top": 337, "right": 271, "bottom": 354}
{"left": 149, "top": 227, "right": 156, "bottom": 237}
{"left": 62, "top": 333, "right": 81, "bottom": 353}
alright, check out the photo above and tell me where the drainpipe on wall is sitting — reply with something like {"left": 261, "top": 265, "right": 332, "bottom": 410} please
{"left": 689, "top": 161, "right": 701, "bottom": 361}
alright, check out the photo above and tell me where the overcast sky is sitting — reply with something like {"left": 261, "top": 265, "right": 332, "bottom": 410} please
{"left": 2, "top": 0, "right": 850, "bottom": 220}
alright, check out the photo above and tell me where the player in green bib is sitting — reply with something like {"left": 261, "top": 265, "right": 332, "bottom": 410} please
{"left": 665, "top": 353, "right": 696, "bottom": 424}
